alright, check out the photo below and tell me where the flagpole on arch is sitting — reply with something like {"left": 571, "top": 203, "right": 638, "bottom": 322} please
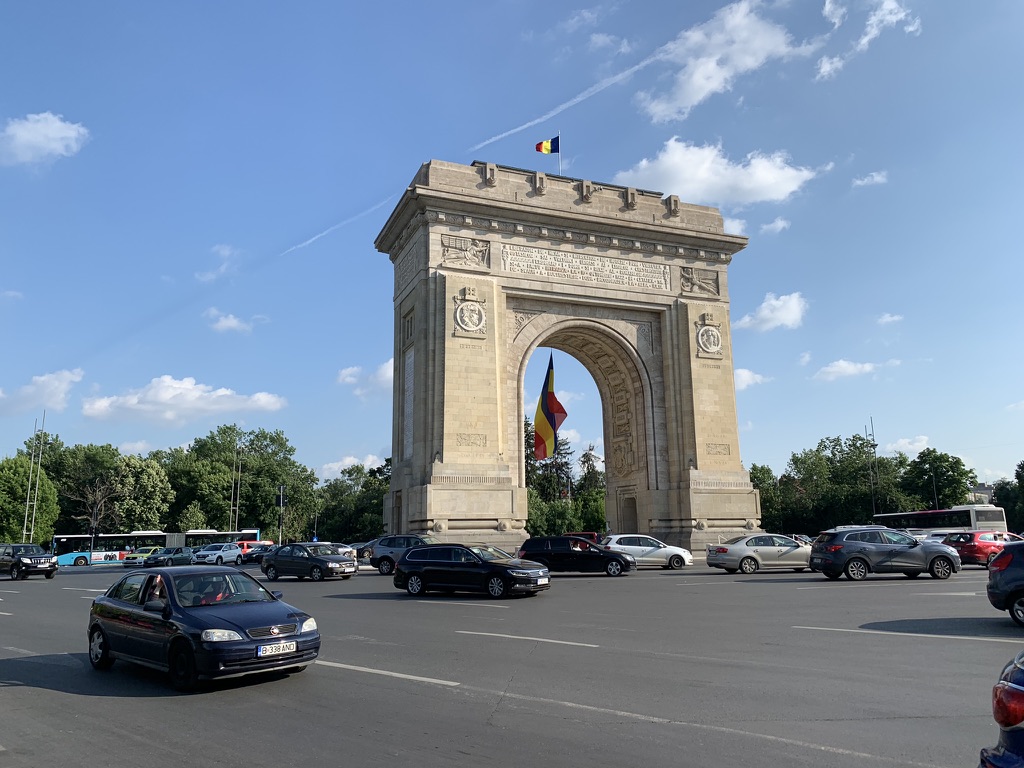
{"left": 557, "top": 132, "right": 561, "bottom": 175}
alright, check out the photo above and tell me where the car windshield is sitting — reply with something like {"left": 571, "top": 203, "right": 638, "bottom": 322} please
{"left": 724, "top": 535, "right": 748, "bottom": 545}
{"left": 172, "top": 571, "right": 275, "bottom": 606}
{"left": 152, "top": 548, "right": 174, "bottom": 555}
{"left": 307, "top": 545, "right": 340, "bottom": 557}
{"left": 420, "top": 535, "right": 441, "bottom": 545}
{"left": 469, "top": 545, "right": 513, "bottom": 561}
{"left": 14, "top": 544, "right": 46, "bottom": 555}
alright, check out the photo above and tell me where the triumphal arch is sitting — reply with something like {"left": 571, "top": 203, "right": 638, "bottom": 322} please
{"left": 375, "top": 160, "right": 760, "bottom": 551}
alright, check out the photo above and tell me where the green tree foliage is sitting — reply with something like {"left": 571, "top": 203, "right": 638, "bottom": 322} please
{"left": 749, "top": 464, "right": 780, "bottom": 531}
{"left": 0, "top": 455, "right": 60, "bottom": 545}
{"left": 111, "top": 455, "right": 175, "bottom": 531}
{"left": 48, "top": 443, "right": 122, "bottom": 534}
{"left": 901, "top": 447, "right": 977, "bottom": 510}
{"left": 993, "top": 462, "right": 1023, "bottom": 532}
{"left": 577, "top": 445, "right": 605, "bottom": 494}
{"left": 532, "top": 436, "right": 575, "bottom": 504}
{"left": 317, "top": 460, "right": 389, "bottom": 543}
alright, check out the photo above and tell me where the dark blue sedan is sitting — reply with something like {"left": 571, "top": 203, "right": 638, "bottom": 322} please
{"left": 87, "top": 566, "right": 320, "bottom": 691}
{"left": 980, "top": 649, "right": 1024, "bottom": 767}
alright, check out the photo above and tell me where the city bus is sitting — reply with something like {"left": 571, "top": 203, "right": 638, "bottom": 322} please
{"left": 872, "top": 504, "right": 1008, "bottom": 535}
{"left": 51, "top": 530, "right": 171, "bottom": 566}
{"left": 184, "top": 528, "right": 264, "bottom": 550}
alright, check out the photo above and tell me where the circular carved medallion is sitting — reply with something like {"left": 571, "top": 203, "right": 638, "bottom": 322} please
{"left": 455, "top": 302, "right": 486, "bottom": 332}
{"left": 697, "top": 325, "right": 722, "bottom": 354}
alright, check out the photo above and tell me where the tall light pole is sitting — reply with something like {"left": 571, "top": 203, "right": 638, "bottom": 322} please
{"left": 865, "top": 419, "right": 879, "bottom": 518}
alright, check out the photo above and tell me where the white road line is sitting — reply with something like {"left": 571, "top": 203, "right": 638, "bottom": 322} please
{"left": 797, "top": 582, "right": 925, "bottom": 590}
{"left": 2, "top": 647, "right": 34, "bottom": 655}
{"left": 415, "top": 601, "right": 508, "bottom": 609}
{"left": 794, "top": 626, "right": 1021, "bottom": 644}
{"left": 0, "top": 612, "right": 11, "bottom": 616}
{"left": 455, "top": 631, "right": 599, "bottom": 648}
{"left": 62, "top": 587, "right": 105, "bottom": 592}
{"left": 315, "top": 660, "right": 459, "bottom": 686}
{"left": 912, "top": 592, "right": 984, "bottom": 596}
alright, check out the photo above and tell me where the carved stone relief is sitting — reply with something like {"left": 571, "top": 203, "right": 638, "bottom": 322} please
{"left": 695, "top": 311, "right": 724, "bottom": 359}
{"left": 441, "top": 235, "right": 490, "bottom": 268}
{"left": 453, "top": 286, "right": 487, "bottom": 338}
{"left": 680, "top": 266, "right": 720, "bottom": 296}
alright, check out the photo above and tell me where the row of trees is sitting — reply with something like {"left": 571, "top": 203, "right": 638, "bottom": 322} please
{"left": 0, "top": 425, "right": 388, "bottom": 547}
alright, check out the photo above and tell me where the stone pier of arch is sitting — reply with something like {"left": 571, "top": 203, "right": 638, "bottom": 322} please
{"left": 374, "top": 160, "right": 761, "bottom": 552}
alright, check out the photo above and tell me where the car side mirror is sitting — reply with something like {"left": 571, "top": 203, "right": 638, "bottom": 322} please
{"left": 271, "top": 591, "right": 284, "bottom": 599}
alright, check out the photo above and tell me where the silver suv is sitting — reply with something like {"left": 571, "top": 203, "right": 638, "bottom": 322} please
{"left": 368, "top": 534, "right": 440, "bottom": 575}
{"left": 809, "top": 525, "right": 961, "bottom": 581}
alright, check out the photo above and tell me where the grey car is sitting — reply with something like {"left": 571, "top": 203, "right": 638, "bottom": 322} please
{"left": 368, "top": 534, "right": 441, "bottom": 575}
{"left": 705, "top": 534, "right": 810, "bottom": 574}
{"left": 809, "top": 525, "right": 961, "bottom": 581}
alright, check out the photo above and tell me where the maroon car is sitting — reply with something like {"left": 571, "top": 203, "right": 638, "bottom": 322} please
{"left": 943, "top": 531, "right": 1023, "bottom": 566}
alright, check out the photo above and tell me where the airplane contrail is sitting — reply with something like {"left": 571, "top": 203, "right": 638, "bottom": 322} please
{"left": 469, "top": 50, "right": 665, "bottom": 152}
{"left": 277, "top": 194, "right": 398, "bottom": 258}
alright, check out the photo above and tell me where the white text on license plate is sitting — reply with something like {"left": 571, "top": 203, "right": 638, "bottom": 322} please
{"left": 536, "top": 577, "right": 549, "bottom": 585}
{"left": 258, "top": 641, "right": 296, "bottom": 657}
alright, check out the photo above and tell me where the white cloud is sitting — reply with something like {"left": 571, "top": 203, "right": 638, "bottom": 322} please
{"left": 734, "top": 292, "right": 808, "bottom": 331}
{"left": 81, "top": 375, "right": 286, "bottom": 423}
{"left": 760, "top": 216, "right": 791, "bottom": 234}
{"left": 554, "top": 389, "right": 586, "bottom": 405}
{"left": 560, "top": 8, "right": 601, "bottom": 33}
{"left": 877, "top": 312, "right": 903, "bottom": 325}
{"left": 119, "top": 440, "right": 151, "bottom": 455}
{"left": 343, "top": 358, "right": 394, "bottom": 398}
{"left": 0, "top": 368, "right": 84, "bottom": 414}
{"left": 798, "top": 351, "right": 812, "bottom": 366}
{"left": 637, "top": 0, "right": 820, "bottom": 122}
{"left": 320, "top": 454, "right": 383, "bottom": 479}
{"left": 724, "top": 217, "right": 747, "bottom": 235}
{"left": 823, "top": 0, "right": 847, "bottom": 29}
{"left": 886, "top": 435, "right": 929, "bottom": 454}
{"left": 0, "top": 112, "right": 89, "bottom": 166}
{"left": 614, "top": 138, "right": 819, "bottom": 207}
{"left": 204, "top": 307, "right": 253, "bottom": 333}
{"left": 2, "top": 290, "right": 23, "bottom": 299}
{"left": 589, "top": 33, "right": 632, "bottom": 55}
{"left": 816, "top": 0, "right": 920, "bottom": 80}
{"left": 813, "top": 359, "right": 875, "bottom": 381}
{"left": 853, "top": 170, "right": 888, "bottom": 187}
{"left": 195, "top": 244, "right": 241, "bottom": 282}
{"left": 735, "top": 368, "right": 770, "bottom": 391}
{"left": 561, "top": 428, "right": 582, "bottom": 445}
{"left": 337, "top": 366, "right": 362, "bottom": 384}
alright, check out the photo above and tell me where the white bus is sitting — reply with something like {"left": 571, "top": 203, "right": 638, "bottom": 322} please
{"left": 872, "top": 504, "right": 1007, "bottom": 535}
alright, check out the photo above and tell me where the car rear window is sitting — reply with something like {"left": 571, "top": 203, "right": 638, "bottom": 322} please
{"left": 814, "top": 533, "right": 838, "bottom": 544}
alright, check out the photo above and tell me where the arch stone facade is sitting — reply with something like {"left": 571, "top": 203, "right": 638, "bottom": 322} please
{"left": 375, "top": 160, "right": 760, "bottom": 551}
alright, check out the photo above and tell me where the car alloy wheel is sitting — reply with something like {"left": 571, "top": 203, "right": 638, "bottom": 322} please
{"left": 265, "top": 565, "right": 279, "bottom": 581}
{"left": 1010, "top": 596, "right": 1024, "bottom": 628}
{"left": 10, "top": 565, "right": 21, "bottom": 580}
{"left": 929, "top": 556, "right": 953, "bottom": 580}
{"left": 235, "top": 556, "right": 242, "bottom": 565}
{"left": 310, "top": 566, "right": 324, "bottom": 582}
{"left": 605, "top": 560, "right": 623, "bottom": 577}
{"left": 406, "top": 574, "right": 424, "bottom": 595}
{"left": 844, "top": 559, "right": 869, "bottom": 581}
{"left": 739, "top": 557, "right": 758, "bottom": 575}
{"left": 215, "top": 556, "right": 223, "bottom": 565}
{"left": 487, "top": 576, "right": 507, "bottom": 598}
{"left": 88, "top": 627, "right": 114, "bottom": 670}
{"left": 668, "top": 555, "right": 684, "bottom": 570}
{"left": 378, "top": 559, "right": 395, "bottom": 576}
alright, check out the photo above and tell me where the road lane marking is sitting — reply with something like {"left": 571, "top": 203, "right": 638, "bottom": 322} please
{"left": 416, "top": 601, "right": 508, "bottom": 609}
{"left": 912, "top": 592, "right": 984, "bottom": 596}
{"left": 794, "top": 626, "right": 1021, "bottom": 644}
{"left": 455, "top": 631, "right": 598, "bottom": 647}
{"left": 62, "top": 587, "right": 105, "bottom": 592}
{"left": 314, "top": 660, "right": 459, "bottom": 686}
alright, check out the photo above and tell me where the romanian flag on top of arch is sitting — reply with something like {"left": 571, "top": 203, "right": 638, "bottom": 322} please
{"left": 535, "top": 136, "right": 560, "bottom": 154}
{"left": 534, "top": 353, "right": 567, "bottom": 460}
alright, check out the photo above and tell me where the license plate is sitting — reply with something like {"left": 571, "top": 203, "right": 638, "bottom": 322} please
{"left": 258, "top": 641, "right": 296, "bottom": 657}
{"left": 536, "top": 577, "right": 549, "bottom": 585}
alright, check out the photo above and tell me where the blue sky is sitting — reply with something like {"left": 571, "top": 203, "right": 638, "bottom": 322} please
{"left": 2, "top": 1, "right": 1021, "bottom": 485}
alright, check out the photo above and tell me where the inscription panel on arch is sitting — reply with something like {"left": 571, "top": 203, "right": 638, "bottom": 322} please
{"left": 501, "top": 244, "right": 670, "bottom": 291}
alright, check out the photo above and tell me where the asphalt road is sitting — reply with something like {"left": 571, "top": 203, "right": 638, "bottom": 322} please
{"left": 0, "top": 561, "right": 1015, "bottom": 767}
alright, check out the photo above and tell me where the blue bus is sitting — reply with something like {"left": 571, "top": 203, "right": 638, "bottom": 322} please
{"left": 51, "top": 531, "right": 170, "bottom": 566}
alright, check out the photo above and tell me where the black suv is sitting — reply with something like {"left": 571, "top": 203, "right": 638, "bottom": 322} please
{"left": 517, "top": 536, "right": 636, "bottom": 576}
{"left": 987, "top": 541, "right": 1024, "bottom": 626}
{"left": 393, "top": 543, "right": 550, "bottom": 598}
{"left": 809, "top": 525, "right": 960, "bottom": 581}
{"left": 0, "top": 543, "right": 58, "bottom": 580}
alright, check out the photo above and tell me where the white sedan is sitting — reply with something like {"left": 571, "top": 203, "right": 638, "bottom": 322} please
{"left": 600, "top": 535, "right": 693, "bottom": 569}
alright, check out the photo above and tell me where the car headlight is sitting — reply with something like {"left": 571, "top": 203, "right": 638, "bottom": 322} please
{"left": 328, "top": 562, "right": 341, "bottom": 568}
{"left": 19, "top": 557, "right": 33, "bottom": 564}
{"left": 201, "top": 629, "right": 243, "bottom": 642}
{"left": 50, "top": 557, "right": 58, "bottom": 564}
{"left": 301, "top": 617, "right": 318, "bottom": 633}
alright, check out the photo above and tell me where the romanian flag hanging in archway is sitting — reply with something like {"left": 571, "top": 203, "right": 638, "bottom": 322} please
{"left": 534, "top": 353, "right": 567, "bottom": 460}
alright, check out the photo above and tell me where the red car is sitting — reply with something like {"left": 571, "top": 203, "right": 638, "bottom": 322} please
{"left": 942, "top": 531, "right": 1023, "bottom": 566}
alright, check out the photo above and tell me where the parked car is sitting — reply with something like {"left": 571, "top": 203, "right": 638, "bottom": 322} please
{"left": 986, "top": 542, "right": 1024, "bottom": 626}
{"left": 241, "top": 544, "right": 277, "bottom": 565}
{"left": 943, "top": 531, "right": 1024, "bottom": 566}
{"left": 564, "top": 532, "right": 601, "bottom": 544}
{"left": 786, "top": 534, "right": 815, "bottom": 547}
{"left": 260, "top": 542, "right": 357, "bottom": 581}
{"left": 393, "top": 543, "right": 550, "bottom": 598}
{"left": 191, "top": 542, "right": 243, "bottom": 566}
{"left": 368, "top": 534, "right": 441, "bottom": 575}
{"left": 237, "top": 540, "right": 275, "bottom": 558}
{"left": 326, "top": 542, "right": 358, "bottom": 560}
{"left": 87, "top": 565, "right": 319, "bottom": 691}
{"left": 601, "top": 534, "right": 693, "bottom": 569}
{"left": 142, "top": 546, "right": 194, "bottom": 567}
{"left": 122, "top": 546, "right": 164, "bottom": 568}
{"left": 0, "top": 542, "right": 58, "bottom": 580}
{"left": 517, "top": 536, "right": 636, "bottom": 576}
{"left": 809, "top": 526, "right": 960, "bottom": 581}
{"left": 978, "top": 648, "right": 1024, "bottom": 767}
{"left": 706, "top": 534, "right": 810, "bottom": 574}
{"left": 352, "top": 540, "right": 376, "bottom": 560}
